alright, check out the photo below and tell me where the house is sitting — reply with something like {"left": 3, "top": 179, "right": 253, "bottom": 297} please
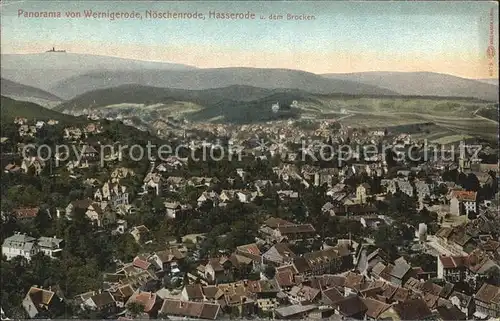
{"left": 288, "top": 285, "right": 321, "bottom": 304}
{"left": 83, "top": 292, "right": 117, "bottom": 315}
{"left": 4, "top": 163, "right": 21, "bottom": 173}
{"left": 361, "top": 297, "right": 391, "bottom": 320}
{"left": 235, "top": 243, "right": 261, "bottom": 264}
{"left": 292, "top": 247, "right": 344, "bottom": 276}
{"left": 22, "top": 286, "right": 61, "bottom": 318}
{"left": 95, "top": 182, "right": 128, "bottom": 204}
{"left": 86, "top": 202, "right": 115, "bottom": 227}
{"left": 435, "top": 305, "right": 467, "bottom": 321}
{"left": 65, "top": 198, "right": 93, "bottom": 217}
{"left": 181, "top": 284, "right": 204, "bottom": 302}
{"left": 379, "top": 298, "right": 434, "bottom": 320}
{"left": 356, "top": 183, "right": 371, "bottom": 204}
{"left": 321, "top": 287, "right": 344, "bottom": 306}
{"left": 474, "top": 283, "right": 500, "bottom": 318}
{"left": 125, "top": 291, "right": 159, "bottom": 317}
{"left": 197, "top": 191, "right": 220, "bottom": 207}
{"left": 143, "top": 172, "right": 162, "bottom": 196}
{"left": 109, "top": 284, "right": 134, "bottom": 308}
{"left": 37, "top": 236, "right": 63, "bottom": 258}
{"left": 333, "top": 295, "right": 367, "bottom": 319}
{"left": 164, "top": 202, "right": 182, "bottom": 219}
{"left": 12, "top": 207, "right": 39, "bottom": 221}
{"left": 437, "top": 255, "right": 469, "bottom": 283}
{"left": 262, "top": 243, "right": 296, "bottom": 266}
{"left": 449, "top": 291, "right": 475, "bottom": 319}
{"left": 216, "top": 281, "right": 255, "bottom": 316}
{"left": 273, "top": 224, "right": 316, "bottom": 242}
{"left": 321, "top": 202, "right": 336, "bottom": 216}
{"left": 204, "top": 257, "right": 233, "bottom": 284}
{"left": 150, "top": 248, "right": 185, "bottom": 273}
{"left": 397, "top": 179, "right": 414, "bottom": 197}
{"left": 2, "top": 233, "right": 38, "bottom": 261}
{"left": 246, "top": 279, "right": 280, "bottom": 312}
{"left": 274, "top": 304, "right": 318, "bottom": 319}
{"left": 277, "top": 190, "right": 299, "bottom": 200}
{"left": 274, "top": 268, "right": 297, "bottom": 291}
{"left": 450, "top": 191, "right": 477, "bottom": 216}
{"left": 165, "top": 176, "right": 186, "bottom": 191}
{"left": 21, "top": 157, "right": 45, "bottom": 175}
{"left": 415, "top": 181, "right": 431, "bottom": 200}
{"left": 130, "top": 225, "right": 151, "bottom": 244}
{"left": 378, "top": 261, "right": 413, "bottom": 286}
{"left": 159, "top": 299, "right": 220, "bottom": 320}
{"left": 80, "top": 145, "right": 99, "bottom": 160}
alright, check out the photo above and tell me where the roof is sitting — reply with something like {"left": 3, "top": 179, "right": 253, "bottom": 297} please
{"left": 289, "top": 285, "right": 320, "bottom": 302}
{"left": 133, "top": 257, "right": 151, "bottom": 270}
{"left": 155, "top": 248, "right": 185, "bottom": 263}
{"left": 91, "top": 292, "right": 116, "bottom": 308}
{"left": 335, "top": 295, "right": 367, "bottom": 317}
{"left": 475, "top": 283, "right": 500, "bottom": 304}
{"left": 264, "top": 243, "right": 296, "bottom": 259}
{"left": 361, "top": 297, "right": 391, "bottom": 319}
{"left": 3, "top": 233, "right": 37, "bottom": 248}
{"left": 436, "top": 305, "right": 467, "bottom": 320}
{"left": 321, "top": 287, "right": 344, "bottom": 305}
{"left": 26, "top": 286, "right": 55, "bottom": 306}
{"left": 13, "top": 207, "right": 39, "bottom": 219}
{"left": 184, "top": 284, "right": 204, "bottom": 300}
{"left": 160, "top": 299, "right": 220, "bottom": 320}
{"left": 344, "top": 271, "right": 365, "bottom": 290}
{"left": 202, "top": 286, "right": 223, "bottom": 300}
{"left": 236, "top": 243, "right": 261, "bottom": 257}
{"left": 275, "top": 304, "right": 317, "bottom": 318}
{"left": 439, "top": 255, "right": 469, "bottom": 269}
{"left": 371, "top": 262, "right": 386, "bottom": 277}
{"left": 277, "top": 224, "right": 316, "bottom": 235}
{"left": 126, "top": 291, "right": 157, "bottom": 313}
{"left": 304, "top": 248, "right": 340, "bottom": 267}
{"left": 207, "top": 258, "right": 224, "bottom": 272}
{"left": 451, "top": 190, "right": 477, "bottom": 202}
{"left": 37, "top": 236, "right": 63, "bottom": 249}
{"left": 275, "top": 270, "right": 295, "bottom": 288}
{"left": 309, "top": 275, "right": 346, "bottom": 290}
{"left": 392, "top": 298, "right": 434, "bottom": 320}
{"left": 389, "top": 261, "right": 412, "bottom": 279}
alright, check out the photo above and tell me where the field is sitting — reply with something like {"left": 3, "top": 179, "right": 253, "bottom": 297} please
{"left": 297, "top": 96, "right": 498, "bottom": 141}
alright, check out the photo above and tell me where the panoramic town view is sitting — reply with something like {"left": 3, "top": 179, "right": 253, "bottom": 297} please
{"left": 0, "top": 1, "right": 499, "bottom": 320}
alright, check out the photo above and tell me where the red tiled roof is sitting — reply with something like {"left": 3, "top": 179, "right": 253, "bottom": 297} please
{"left": 439, "top": 255, "right": 469, "bottom": 269}
{"left": 160, "top": 299, "right": 220, "bottom": 320}
{"left": 13, "top": 207, "right": 39, "bottom": 219}
{"left": 275, "top": 270, "right": 295, "bottom": 288}
{"left": 133, "top": 257, "right": 151, "bottom": 270}
{"left": 451, "top": 191, "right": 477, "bottom": 202}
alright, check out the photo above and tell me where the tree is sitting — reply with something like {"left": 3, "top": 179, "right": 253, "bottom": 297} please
{"left": 464, "top": 173, "right": 480, "bottom": 192}
{"left": 127, "top": 302, "right": 145, "bottom": 317}
{"left": 485, "top": 266, "right": 500, "bottom": 286}
{"left": 263, "top": 264, "right": 276, "bottom": 279}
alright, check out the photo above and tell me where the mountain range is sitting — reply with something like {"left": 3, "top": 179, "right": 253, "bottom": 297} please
{"left": 322, "top": 71, "right": 498, "bottom": 102}
{"left": 1, "top": 78, "right": 63, "bottom": 108}
{"left": 2, "top": 53, "right": 498, "bottom": 102}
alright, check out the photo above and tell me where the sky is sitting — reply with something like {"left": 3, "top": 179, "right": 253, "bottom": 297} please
{"left": 1, "top": 1, "right": 498, "bottom": 78}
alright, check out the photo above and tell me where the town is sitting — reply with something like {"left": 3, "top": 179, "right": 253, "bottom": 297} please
{"left": 1, "top": 111, "right": 498, "bottom": 320}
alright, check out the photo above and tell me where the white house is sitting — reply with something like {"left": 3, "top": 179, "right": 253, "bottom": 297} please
{"left": 450, "top": 191, "right": 477, "bottom": 216}
{"left": 2, "top": 233, "right": 38, "bottom": 261}
{"left": 37, "top": 236, "right": 63, "bottom": 258}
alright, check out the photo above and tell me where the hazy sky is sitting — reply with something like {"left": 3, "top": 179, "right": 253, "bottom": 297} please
{"left": 1, "top": 1, "right": 498, "bottom": 78}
